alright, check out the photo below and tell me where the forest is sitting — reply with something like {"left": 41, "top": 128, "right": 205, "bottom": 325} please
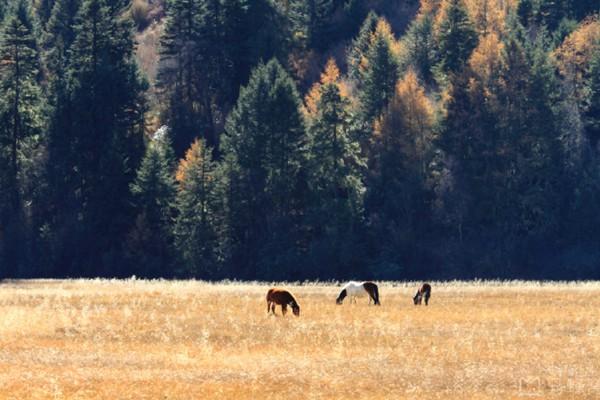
{"left": 0, "top": 0, "right": 599, "bottom": 280}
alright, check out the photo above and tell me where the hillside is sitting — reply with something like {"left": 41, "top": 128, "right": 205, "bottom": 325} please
{"left": 0, "top": 0, "right": 599, "bottom": 280}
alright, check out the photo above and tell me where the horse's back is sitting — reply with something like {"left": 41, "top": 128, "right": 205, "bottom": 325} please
{"left": 343, "top": 281, "right": 376, "bottom": 297}
{"left": 267, "top": 288, "right": 295, "bottom": 304}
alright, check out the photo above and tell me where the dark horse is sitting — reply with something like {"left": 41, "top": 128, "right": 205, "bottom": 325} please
{"left": 413, "top": 283, "right": 431, "bottom": 305}
{"left": 266, "top": 288, "right": 300, "bottom": 316}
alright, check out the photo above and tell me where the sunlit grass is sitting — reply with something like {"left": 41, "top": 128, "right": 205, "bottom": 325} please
{"left": 1, "top": 279, "right": 599, "bottom": 399}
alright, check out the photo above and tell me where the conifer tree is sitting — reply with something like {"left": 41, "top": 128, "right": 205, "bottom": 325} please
{"left": 43, "top": 0, "right": 81, "bottom": 232}
{"left": 44, "top": 0, "right": 147, "bottom": 276}
{"left": 158, "top": 0, "right": 212, "bottom": 155}
{"left": 366, "top": 69, "right": 436, "bottom": 277}
{"left": 221, "top": 59, "right": 308, "bottom": 279}
{"left": 347, "top": 11, "right": 379, "bottom": 82}
{"left": 583, "top": 42, "right": 600, "bottom": 146}
{"left": 359, "top": 19, "right": 400, "bottom": 123}
{"left": 288, "top": 0, "right": 334, "bottom": 50}
{"left": 173, "top": 138, "right": 222, "bottom": 278}
{"left": 436, "top": 0, "right": 478, "bottom": 74}
{"left": 0, "top": 0, "right": 44, "bottom": 274}
{"left": 36, "top": 0, "right": 56, "bottom": 27}
{"left": 128, "top": 127, "right": 177, "bottom": 278}
{"left": 402, "top": 13, "right": 437, "bottom": 83}
{"left": 305, "top": 59, "right": 366, "bottom": 277}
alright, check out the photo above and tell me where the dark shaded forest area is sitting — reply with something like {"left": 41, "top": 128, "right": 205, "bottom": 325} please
{"left": 0, "top": 0, "right": 599, "bottom": 280}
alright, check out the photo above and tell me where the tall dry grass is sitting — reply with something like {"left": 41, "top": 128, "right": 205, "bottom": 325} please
{"left": 1, "top": 280, "right": 599, "bottom": 399}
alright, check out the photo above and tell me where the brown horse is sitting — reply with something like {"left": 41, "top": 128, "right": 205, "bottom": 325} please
{"left": 266, "top": 288, "right": 300, "bottom": 316}
{"left": 413, "top": 283, "right": 431, "bottom": 305}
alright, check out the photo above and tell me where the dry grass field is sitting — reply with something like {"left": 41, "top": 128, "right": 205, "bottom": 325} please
{"left": 1, "top": 280, "right": 599, "bottom": 399}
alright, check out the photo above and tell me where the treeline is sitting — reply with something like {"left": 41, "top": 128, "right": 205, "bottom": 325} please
{"left": 0, "top": 0, "right": 599, "bottom": 280}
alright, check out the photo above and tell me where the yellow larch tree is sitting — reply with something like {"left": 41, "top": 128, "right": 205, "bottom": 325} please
{"left": 554, "top": 17, "right": 600, "bottom": 101}
{"left": 303, "top": 58, "right": 350, "bottom": 119}
{"left": 376, "top": 68, "right": 435, "bottom": 176}
{"left": 469, "top": 31, "right": 504, "bottom": 90}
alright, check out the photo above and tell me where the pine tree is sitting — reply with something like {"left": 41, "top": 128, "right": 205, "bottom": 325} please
{"left": 44, "top": 0, "right": 147, "bottom": 277}
{"left": 43, "top": 0, "right": 80, "bottom": 75}
{"left": 173, "top": 138, "right": 222, "bottom": 278}
{"left": 128, "top": 127, "right": 177, "bottom": 278}
{"left": 158, "top": 0, "right": 284, "bottom": 156}
{"left": 158, "top": 0, "right": 212, "bottom": 155}
{"left": 583, "top": 41, "right": 600, "bottom": 146}
{"left": 436, "top": 0, "right": 478, "bottom": 75}
{"left": 42, "top": 0, "right": 81, "bottom": 241}
{"left": 0, "top": 0, "right": 44, "bottom": 275}
{"left": 288, "top": 0, "right": 334, "bottom": 50}
{"left": 305, "top": 59, "right": 366, "bottom": 277}
{"left": 347, "top": 11, "right": 378, "bottom": 82}
{"left": 0, "top": 2, "right": 6, "bottom": 23}
{"left": 221, "top": 59, "right": 308, "bottom": 279}
{"left": 401, "top": 13, "right": 437, "bottom": 83}
{"left": 366, "top": 69, "right": 436, "bottom": 278}
{"left": 36, "top": 0, "right": 56, "bottom": 27}
{"left": 359, "top": 19, "right": 400, "bottom": 123}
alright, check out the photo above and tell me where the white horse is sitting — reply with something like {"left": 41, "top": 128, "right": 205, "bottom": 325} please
{"left": 336, "top": 281, "right": 380, "bottom": 305}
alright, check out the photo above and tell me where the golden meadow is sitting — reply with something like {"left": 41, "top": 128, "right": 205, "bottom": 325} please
{"left": 1, "top": 280, "right": 599, "bottom": 399}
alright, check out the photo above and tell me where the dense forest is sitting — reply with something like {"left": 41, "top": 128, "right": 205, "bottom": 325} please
{"left": 0, "top": 0, "right": 599, "bottom": 280}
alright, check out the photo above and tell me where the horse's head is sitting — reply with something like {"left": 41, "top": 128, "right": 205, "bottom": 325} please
{"left": 291, "top": 303, "right": 300, "bottom": 316}
{"left": 413, "top": 292, "right": 421, "bottom": 305}
{"left": 336, "top": 289, "right": 347, "bottom": 305}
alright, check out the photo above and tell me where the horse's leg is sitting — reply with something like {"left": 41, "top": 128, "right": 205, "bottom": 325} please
{"left": 267, "top": 300, "right": 271, "bottom": 314}
{"left": 271, "top": 303, "right": 276, "bottom": 315}
{"left": 281, "top": 304, "right": 287, "bottom": 316}
{"left": 425, "top": 293, "right": 430, "bottom": 306}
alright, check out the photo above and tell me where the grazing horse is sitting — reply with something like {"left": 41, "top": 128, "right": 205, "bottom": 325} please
{"left": 413, "top": 283, "right": 431, "bottom": 305}
{"left": 266, "top": 288, "right": 300, "bottom": 316}
{"left": 336, "top": 281, "right": 380, "bottom": 305}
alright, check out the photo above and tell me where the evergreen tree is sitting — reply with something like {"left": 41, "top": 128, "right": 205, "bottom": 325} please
{"left": 347, "top": 11, "right": 378, "bottom": 82}
{"left": 402, "top": 13, "right": 437, "bottom": 84}
{"left": 159, "top": 0, "right": 285, "bottom": 156}
{"left": 440, "top": 27, "right": 564, "bottom": 273}
{"left": 288, "top": 0, "right": 334, "bottom": 50}
{"left": 517, "top": 0, "right": 534, "bottom": 27}
{"left": 497, "top": 32, "right": 563, "bottom": 240}
{"left": 38, "top": 0, "right": 82, "bottom": 275}
{"left": 359, "top": 19, "right": 400, "bottom": 123}
{"left": 305, "top": 59, "right": 366, "bottom": 277}
{"left": 173, "top": 138, "right": 222, "bottom": 278}
{"left": 0, "top": 0, "right": 44, "bottom": 276}
{"left": 583, "top": 43, "right": 600, "bottom": 146}
{"left": 36, "top": 0, "right": 56, "bottom": 27}
{"left": 128, "top": 127, "right": 177, "bottom": 278}
{"left": 366, "top": 69, "right": 436, "bottom": 278}
{"left": 158, "top": 0, "right": 213, "bottom": 155}
{"left": 221, "top": 59, "right": 308, "bottom": 279}
{"left": 436, "top": 0, "right": 478, "bottom": 75}
{"left": 44, "top": 0, "right": 147, "bottom": 277}
{"left": 43, "top": 0, "right": 80, "bottom": 74}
